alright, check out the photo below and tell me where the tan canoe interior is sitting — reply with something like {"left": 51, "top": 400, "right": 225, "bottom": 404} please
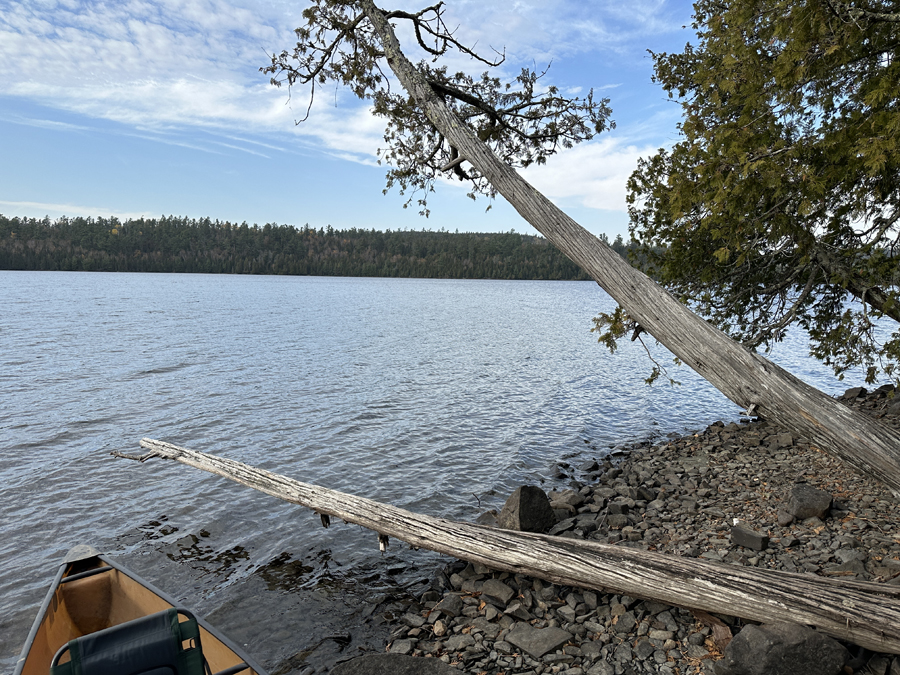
{"left": 20, "top": 558, "right": 260, "bottom": 675}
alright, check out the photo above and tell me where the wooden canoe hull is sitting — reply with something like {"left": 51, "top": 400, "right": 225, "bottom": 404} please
{"left": 14, "top": 545, "right": 267, "bottom": 675}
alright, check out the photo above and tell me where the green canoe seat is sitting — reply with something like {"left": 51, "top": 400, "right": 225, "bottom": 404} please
{"left": 50, "top": 608, "right": 211, "bottom": 675}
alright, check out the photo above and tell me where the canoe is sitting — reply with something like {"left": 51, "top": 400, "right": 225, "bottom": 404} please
{"left": 14, "top": 545, "right": 267, "bottom": 675}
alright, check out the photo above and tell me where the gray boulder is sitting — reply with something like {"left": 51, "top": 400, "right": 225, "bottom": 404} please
{"left": 786, "top": 484, "right": 832, "bottom": 520}
{"left": 498, "top": 485, "right": 557, "bottom": 533}
{"left": 714, "top": 622, "right": 848, "bottom": 675}
{"left": 331, "top": 654, "right": 460, "bottom": 675}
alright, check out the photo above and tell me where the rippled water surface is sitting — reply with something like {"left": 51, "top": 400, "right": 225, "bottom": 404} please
{"left": 0, "top": 271, "right": 868, "bottom": 672}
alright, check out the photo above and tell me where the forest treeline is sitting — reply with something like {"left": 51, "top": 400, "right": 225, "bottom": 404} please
{"left": 0, "top": 214, "right": 633, "bottom": 279}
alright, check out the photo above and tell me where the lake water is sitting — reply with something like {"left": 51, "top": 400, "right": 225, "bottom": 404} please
{"left": 0, "top": 271, "right": 869, "bottom": 672}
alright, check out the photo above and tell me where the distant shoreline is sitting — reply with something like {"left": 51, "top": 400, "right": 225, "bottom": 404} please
{"left": 0, "top": 214, "right": 635, "bottom": 279}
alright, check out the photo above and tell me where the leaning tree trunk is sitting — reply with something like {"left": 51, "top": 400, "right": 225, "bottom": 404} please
{"left": 122, "top": 439, "right": 900, "bottom": 655}
{"left": 360, "top": 0, "right": 900, "bottom": 496}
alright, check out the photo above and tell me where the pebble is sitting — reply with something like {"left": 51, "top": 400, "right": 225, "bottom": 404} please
{"left": 376, "top": 387, "right": 900, "bottom": 674}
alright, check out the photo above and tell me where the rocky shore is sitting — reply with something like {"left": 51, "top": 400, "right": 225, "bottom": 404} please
{"left": 337, "top": 386, "right": 900, "bottom": 675}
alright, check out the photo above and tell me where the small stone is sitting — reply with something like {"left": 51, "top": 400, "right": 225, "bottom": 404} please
{"left": 773, "top": 433, "right": 793, "bottom": 448}
{"left": 607, "top": 514, "right": 630, "bottom": 529}
{"left": 685, "top": 643, "right": 710, "bottom": 659}
{"left": 494, "top": 641, "right": 515, "bottom": 655}
{"left": 776, "top": 510, "right": 794, "bottom": 527}
{"left": 506, "top": 625, "right": 573, "bottom": 659}
{"left": 614, "top": 641, "right": 632, "bottom": 662}
{"left": 389, "top": 639, "right": 415, "bottom": 655}
{"left": 443, "top": 634, "right": 475, "bottom": 652}
{"left": 634, "top": 639, "right": 656, "bottom": 659}
{"left": 482, "top": 578, "right": 515, "bottom": 605}
{"left": 557, "top": 605, "right": 577, "bottom": 624}
{"left": 731, "top": 525, "right": 769, "bottom": 551}
{"left": 549, "top": 518, "right": 577, "bottom": 535}
{"left": 401, "top": 612, "right": 426, "bottom": 628}
{"left": 505, "top": 600, "right": 535, "bottom": 621}
{"left": 643, "top": 602, "right": 671, "bottom": 615}
{"left": 581, "top": 641, "right": 602, "bottom": 659}
{"left": 433, "top": 594, "right": 463, "bottom": 618}
{"left": 587, "top": 662, "right": 615, "bottom": 675}
{"left": 614, "top": 611, "right": 637, "bottom": 634}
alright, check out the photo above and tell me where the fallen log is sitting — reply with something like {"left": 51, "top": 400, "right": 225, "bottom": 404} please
{"left": 121, "top": 438, "right": 900, "bottom": 654}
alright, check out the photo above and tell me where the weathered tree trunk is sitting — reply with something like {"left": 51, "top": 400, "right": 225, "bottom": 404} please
{"left": 358, "top": 0, "right": 900, "bottom": 496}
{"left": 124, "top": 438, "right": 900, "bottom": 654}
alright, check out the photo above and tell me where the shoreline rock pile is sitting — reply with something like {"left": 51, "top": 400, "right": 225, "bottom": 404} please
{"left": 339, "top": 386, "right": 900, "bottom": 675}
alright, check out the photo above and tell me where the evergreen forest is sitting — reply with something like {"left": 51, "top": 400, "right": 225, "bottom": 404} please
{"left": 0, "top": 215, "right": 632, "bottom": 280}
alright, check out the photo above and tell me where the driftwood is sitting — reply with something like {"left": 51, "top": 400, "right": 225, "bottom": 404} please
{"left": 121, "top": 438, "right": 900, "bottom": 654}
{"left": 355, "top": 0, "right": 900, "bottom": 497}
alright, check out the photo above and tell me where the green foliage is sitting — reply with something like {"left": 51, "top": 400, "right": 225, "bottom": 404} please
{"left": 590, "top": 306, "right": 681, "bottom": 386}
{"left": 0, "top": 214, "right": 621, "bottom": 280}
{"left": 262, "top": 1, "right": 612, "bottom": 215}
{"left": 625, "top": 0, "right": 900, "bottom": 383}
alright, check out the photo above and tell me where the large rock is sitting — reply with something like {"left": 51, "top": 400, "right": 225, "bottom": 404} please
{"left": 331, "top": 654, "right": 460, "bottom": 675}
{"left": 786, "top": 484, "right": 832, "bottom": 520}
{"left": 714, "top": 623, "right": 849, "bottom": 675}
{"left": 497, "top": 485, "right": 556, "bottom": 533}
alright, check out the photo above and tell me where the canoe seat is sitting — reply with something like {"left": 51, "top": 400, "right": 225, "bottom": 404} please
{"left": 49, "top": 608, "right": 207, "bottom": 675}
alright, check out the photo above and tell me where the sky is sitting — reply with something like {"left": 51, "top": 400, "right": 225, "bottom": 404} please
{"left": 0, "top": 0, "right": 696, "bottom": 239}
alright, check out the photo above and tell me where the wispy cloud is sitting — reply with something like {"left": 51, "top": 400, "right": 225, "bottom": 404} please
{"left": 0, "top": 0, "right": 688, "bottom": 215}
{"left": 0, "top": 200, "right": 153, "bottom": 220}
{"left": 522, "top": 135, "right": 658, "bottom": 212}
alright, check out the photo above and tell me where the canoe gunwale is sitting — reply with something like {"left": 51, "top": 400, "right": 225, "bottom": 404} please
{"left": 59, "top": 565, "right": 115, "bottom": 585}
{"left": 13, "top": 548, "right": 268, "bottom": 675}
{"left": 13, "top": 562, "right": 66, "bottom": 675}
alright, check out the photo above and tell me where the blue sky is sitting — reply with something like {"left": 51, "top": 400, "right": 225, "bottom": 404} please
{"left": 0, "top": 0, "right": 695, "bottom": 239}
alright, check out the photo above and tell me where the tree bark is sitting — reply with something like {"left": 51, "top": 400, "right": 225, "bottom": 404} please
{"left": 360, "top": 0, "right": 900, "bottom": 496}
{"left": 124, "top": 438, "right": 900, "bottom": 654}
